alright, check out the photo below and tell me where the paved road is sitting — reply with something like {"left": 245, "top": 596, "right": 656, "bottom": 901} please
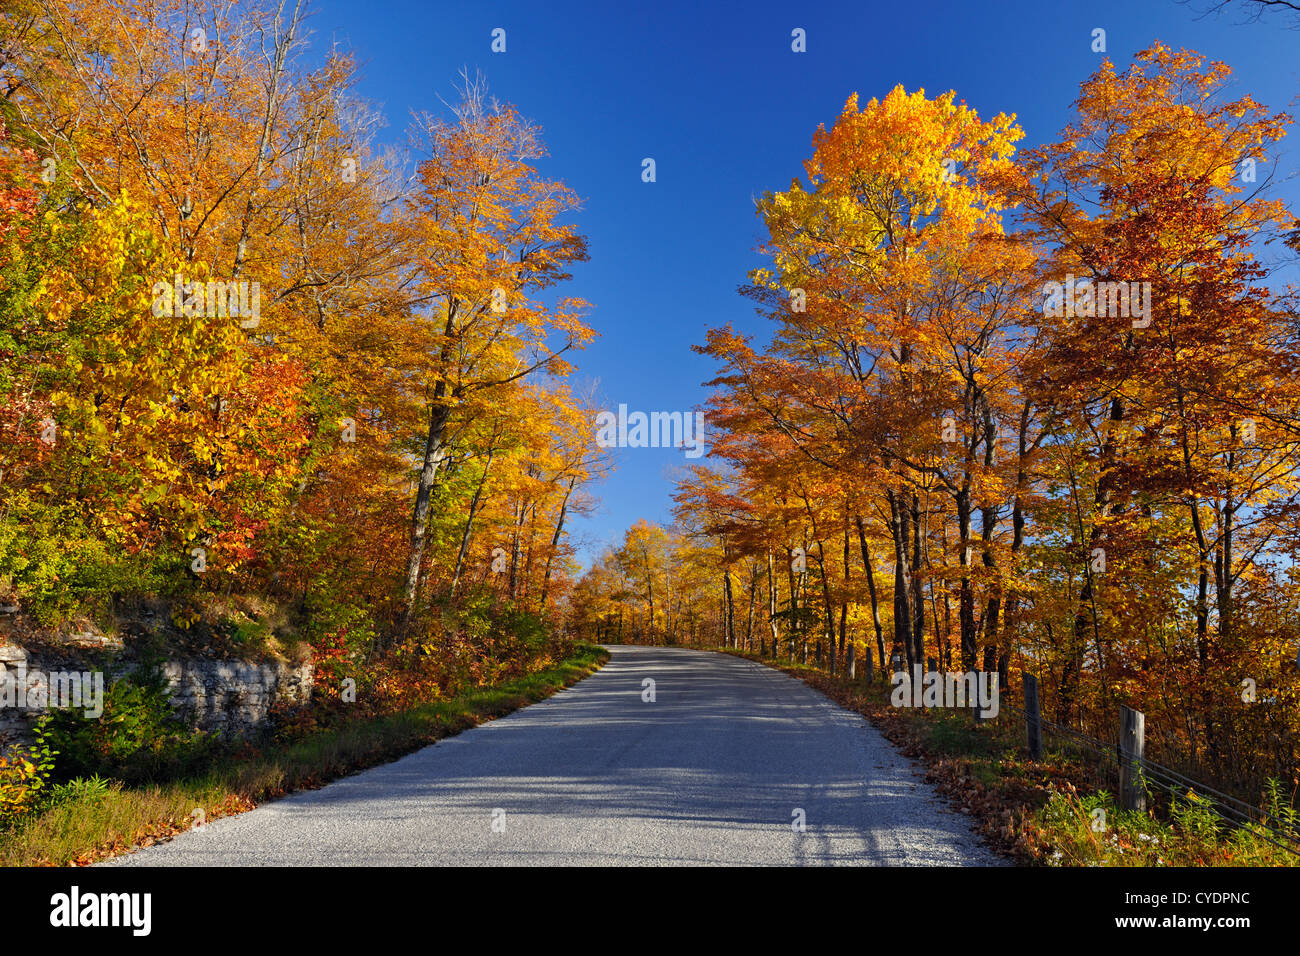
{"left": 105, "top": 645, "right": 1001, "bottom": 866}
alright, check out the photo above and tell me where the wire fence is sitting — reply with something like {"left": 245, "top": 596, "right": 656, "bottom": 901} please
{"left": 994, "top": 695, "right": 1300, "bottom": 858}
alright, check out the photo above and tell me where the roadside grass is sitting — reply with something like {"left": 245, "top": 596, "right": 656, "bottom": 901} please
{"left": 0, "top": 642, "right": 609, "bottom": 866}
{"left": 720, "top": 648, "right": 1298, "bottom": 867}
{"left": 1039, "top": 785, "right": 1299, "bottom": 866}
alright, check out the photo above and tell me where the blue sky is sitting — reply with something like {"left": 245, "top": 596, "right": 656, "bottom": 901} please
{"left": 305, "top": 0, "right": 1300, "bottom": 567}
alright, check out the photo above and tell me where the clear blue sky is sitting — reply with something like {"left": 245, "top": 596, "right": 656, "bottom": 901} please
{"left": 305, "top": 0, "right": 1300, "bottom": 567}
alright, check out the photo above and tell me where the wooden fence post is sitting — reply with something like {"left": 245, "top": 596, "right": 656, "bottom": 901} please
{"left": 1120, "top": 705, "right": 1146, "bottom": 812}
{"left": 1023, "top": 673, "right": 1042, "bottom": 760}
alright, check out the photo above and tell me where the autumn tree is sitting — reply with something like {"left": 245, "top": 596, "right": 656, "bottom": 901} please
{"left": 400, "top": 78, "right": 592, "bottom": 622}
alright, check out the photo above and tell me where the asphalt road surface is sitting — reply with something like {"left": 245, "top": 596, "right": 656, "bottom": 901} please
{"left": 105, "top": 645, "right": 1001, "bottom": 866}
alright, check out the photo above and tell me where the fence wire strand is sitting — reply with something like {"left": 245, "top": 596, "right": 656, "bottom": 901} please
{"left": 993, "top": 694, "right": 1299, "bottom": 857}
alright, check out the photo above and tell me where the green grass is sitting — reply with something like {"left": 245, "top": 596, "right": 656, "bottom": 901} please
{"left": 0, "top": 642, "right": 609, "bottom": 866}
{"left": 1040, "top": 787, "right": 1300, "bottom": 866}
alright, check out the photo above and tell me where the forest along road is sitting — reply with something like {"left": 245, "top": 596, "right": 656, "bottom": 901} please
{"left": 104, "top": 645, "right": 1001, "bottom": 866}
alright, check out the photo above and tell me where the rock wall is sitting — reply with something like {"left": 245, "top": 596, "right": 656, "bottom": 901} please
{"left": 161, "top": 658, "right": 313, "bottom": 734}
{"left": 0, "top": 640, "right": 312, "bottom": 745}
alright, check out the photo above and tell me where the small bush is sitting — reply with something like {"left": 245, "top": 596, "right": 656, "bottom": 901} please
{"left": 36, "top": 668, "right": 221, "bottom": 784}
{"left": 0, "top": 735, "right": 57, "bottom": 826}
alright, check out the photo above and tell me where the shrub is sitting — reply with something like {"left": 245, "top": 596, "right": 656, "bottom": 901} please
{"left": 0, "top": 733, "right": 57, "bottom": 826}
{"left": 36, "top": 667, "right": 220, "bottom": 784}
{"left": 300, "top": 582, "right": 377, "bottom": 683}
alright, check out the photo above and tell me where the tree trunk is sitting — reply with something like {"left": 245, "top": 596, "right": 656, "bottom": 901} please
{"left": 787, "top": 547, "right": 799, "bottom": 661}
{"left": 539, "top": 476, "right": 576, "bottom": 611}
{"left": 745, "top": 562, "right": 756, "bottom": 651}
{"left": 887, "top": 490, "right": 914, "bottom": 671}
{"left": 841, "top": 512, "right": 852, "bottom": 679}
{"left": 855, "top": 515, "right": 887, "bottom": 675}
{"left": 767, "top": 550, "right": 779, "bottom": 657}
{"left": 402, "top": 400, "right": 452, "bottom": 624}
{"left": 910, "top": 493, "right": 925, "bottom": 670}
{"left": 957, "top": 487, "right": 977, "bottom": 672}
{"left": 1065, "top": 395, "right": 1123, "bottom": 723}
{"left": 449, "top": 445, "right": 496, "bottom": 597}
{"left": 814, "top": 534, "right": 834, "bottom": 673}
{"left": 723, "top": 564, "right": 735, "bottom": 649}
